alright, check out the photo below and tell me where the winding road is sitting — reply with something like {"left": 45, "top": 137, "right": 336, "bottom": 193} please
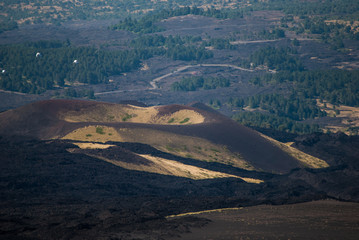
{"left": 149, "top": 64, "right": 254, "bottom": 89}
{"left": 95, "top": 63, "right": 254, "bottom": 95}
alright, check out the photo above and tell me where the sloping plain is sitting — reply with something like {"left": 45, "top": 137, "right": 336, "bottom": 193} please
{"left": 1, "top": 100, "right": 358, "bottom": 240}
{"left": 0, "top": 99, "right": 328, "bottom": 177}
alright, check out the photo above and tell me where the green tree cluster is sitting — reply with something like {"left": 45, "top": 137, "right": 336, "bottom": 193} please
{"left": 242, "top": 28, "right": 286, "bottom": 41}
{"left": 62, "top": 88, "right": 95, "bottom": 99}
{"left": 171, "top": 76, "right": 230, "bottom": 91}
{"left": 130, "top": 35, "right": 213, "bottom": 61}
{"left": 229, "top": 93, "right": 326, "bottom": 121}
{"left": 253, "top": 70, "right": 359, "bottom": 107}
{"left": 232, "top": 111, "right": 321, "bottom": 134}
{"left": 0, "top": 41, "right": 148, "bottom": 93}
{"left": 204, "top": 38, "right": 236, "bottom": 50}
{"left": 166, "top": 45, "right": 212, "bottom": 61}
{"left": 111, "top": 6, "right": 244, "bottom": 33}
{"left": 257, "top": 0, "right": 359, "bottom": 19}
{"left": 243, "top": 46, "right": 304, "bottom": 71}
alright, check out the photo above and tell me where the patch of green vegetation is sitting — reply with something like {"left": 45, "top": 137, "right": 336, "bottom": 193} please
{"left": 240, "top": 46, "right": 304, "bottom": 71}
{"left": 122, "top": 114, "right": 133, "bottom": 122}
{"left": 208, "top": 99, "right": 222, "bottom": 110}
{"left": 180, "top": 118, "right": 190, "bottom": 124}
{"left": 232, "top": 111, "right": 321, "bottom": 134}
{"left": 185, "top": 154, "right": 193, "bottom": 158}
{"left": 204, "top": 38, "right": 237, "bottom": 50}
{"left": 348, "top": 127, "right": 359, "bottom": 135}
{"left": 86, "top": 134, "right": 92, "bottom": 137}
{"left": 165, "top": 145, "right": 178, "bottom": 152}
{"left": 235, "top": 153, "right": 243, "bottom": 159}
{"left": 272, "top": 70, "right": 359, "bottom": 107}
{"left": 107, "top": 115, "right": 115, "bottom": 121}
{"left": 111, "top": 7, "right": 245, "bottom": 34}
{"left": 0, "top": 41, "right": 148, "bottom": 94}
{"left": 182, "top": 145, "right": 189, "bottom": 151}
{"left": 238, "top": 27, "right": 286, "bottom": 41}
{"left": 129, "top": 34, "right": 213, "bottom": 62}
{"left": 108, "top": 133, "right": 113, "bottom": 136}
{"left": 171, "top": 76, "right": 230, "bottom": 92}
{"left": 210, "top": 148, "right": 220, "bottom": 153}
{"left": 168, "top": 118, "right": 175, "bottom": 123}
{"left": 230, "top": 93, "right": 326, "bottom": 121}
{"left": 226, "top": 161, "right": 235, "bottom": 166}
{"left": 244, "top": 163, "right": 252, "bottom": 168}
{"left": 62, "top": 88, "right": 96, "bottom": 99}
{"left": 96, "top": 127, "right": 105, "bottom": 135}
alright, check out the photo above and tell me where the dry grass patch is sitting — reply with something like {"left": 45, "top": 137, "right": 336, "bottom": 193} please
{"left": 72, "top": 142, "right": 115, "bottom": 149}
{"left": 261, "top": 134, "right": 329, "bottom": 168}
{"left": 62, "top": 104, "right": 205, "bottom": 125}
{"left": 116, "top": 128, "right": 254, "bottom": 170}
{"left": 82, "top": 151, "right": 263, "bottom": 183}
{"left": 62, "top": 125, "right": 124, "bottom": 143}
{"left": 317, "top": 100, "right": 359, "bottom": 134}
{"left": 137, "top": 154, "right": 241, "bottom": 180}
{"left": 62, "top": 104, "right": 158, "bottom": 124}
{"left": 166, "top": 207, "right": 243, "bottom": 219}
{"left": 161, "top": 109, "right": 204, "bottom": 124}
{"left": 61, "top": 126, "right": 254, "bottom": 170}
{"left": 325, "top": 20, "right": 359, "bottom": 33}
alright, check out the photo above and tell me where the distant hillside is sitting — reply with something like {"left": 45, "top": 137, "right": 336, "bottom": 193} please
{"left": 0, "top": 99, "right": 328, "bottom": 174}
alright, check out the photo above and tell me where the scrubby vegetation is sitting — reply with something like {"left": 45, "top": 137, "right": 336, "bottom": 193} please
{"left": 0, "top": 37, "right": 213, "bottom": 94}
{"left": 241, "top": 46, "right": 304, "bottom": 72}
{"left": 232, "top": 111, "right": 321, "bottom": 134}
{"left": 111, "top": 7, "right": 245, "bottom": 33}
{"left": 1, "top": 0, "right": 359, "bottom": 136}
{"left": 171, "top": 76, "right": 230, "bottom": 91}
{"left": 96, "top": 126, "right": 105, "bottom": 135}
{"left": 130, "top": 34, "right": 212, "bottom": 61}
{"left": 0, "top": 41, "right": 144, "bottom": 93}
{"left": 250, "top": 70, "right": 359, "bottom": 107}
{"left": 230, "top": 94, "right": 326, "bottom": 121}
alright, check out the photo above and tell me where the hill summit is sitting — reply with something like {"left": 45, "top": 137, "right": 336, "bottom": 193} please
{"left": 0, "top": 99, "right": 328, "bottom": 176}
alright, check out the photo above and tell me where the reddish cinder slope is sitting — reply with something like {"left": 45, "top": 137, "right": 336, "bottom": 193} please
{"left": 0, "top": 99, "right": 301, "bottom": 173}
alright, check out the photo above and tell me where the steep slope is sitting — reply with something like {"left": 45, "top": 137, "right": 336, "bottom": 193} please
{"left": 0, "top": 99, "right": 328, "bottom": 174}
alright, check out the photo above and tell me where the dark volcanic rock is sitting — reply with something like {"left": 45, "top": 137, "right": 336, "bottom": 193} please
{"left": 0, "top": 136, "right": 358, "bottom": 239}
{"left": 293, "top": 132, "right": 359, "bottom": 168}
{"left": 1, "top": 100, "right": 359, "bottom": 239}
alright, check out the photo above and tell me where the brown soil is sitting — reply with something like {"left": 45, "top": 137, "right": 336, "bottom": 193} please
{"left": 169, "top": 200, "right": 359, "bottom": 240}
{"left": 317, "top": 100, "right": 359, "bottom": 134}
{"left": 0, "top": 99, "right": 322, "bottom": 173}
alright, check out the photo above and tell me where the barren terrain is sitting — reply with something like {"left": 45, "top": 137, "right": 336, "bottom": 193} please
{"left": 0, "top": 99, "right": 329, "bottom": 174}
{"left": 168, "top": 200, "right": 359, "bottom": 240}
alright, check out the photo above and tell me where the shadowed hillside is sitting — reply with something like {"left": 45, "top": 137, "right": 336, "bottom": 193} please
{"left": 0, "top": 100, "right": 358, "bottom": 240}
{"left": 0, "top": 99, "right": 327, "bottom": 174}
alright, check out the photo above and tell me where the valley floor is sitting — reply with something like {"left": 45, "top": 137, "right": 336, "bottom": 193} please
{"left": 168, "top": 200, "right": 359, "bottom": 240}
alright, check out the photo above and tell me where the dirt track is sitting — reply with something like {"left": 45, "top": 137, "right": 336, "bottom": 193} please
{"left": 95, "top": 63, "right": 255, "bottom": 95}
{"left": 170, "top": 200, "right": 359, "bottom": 240}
